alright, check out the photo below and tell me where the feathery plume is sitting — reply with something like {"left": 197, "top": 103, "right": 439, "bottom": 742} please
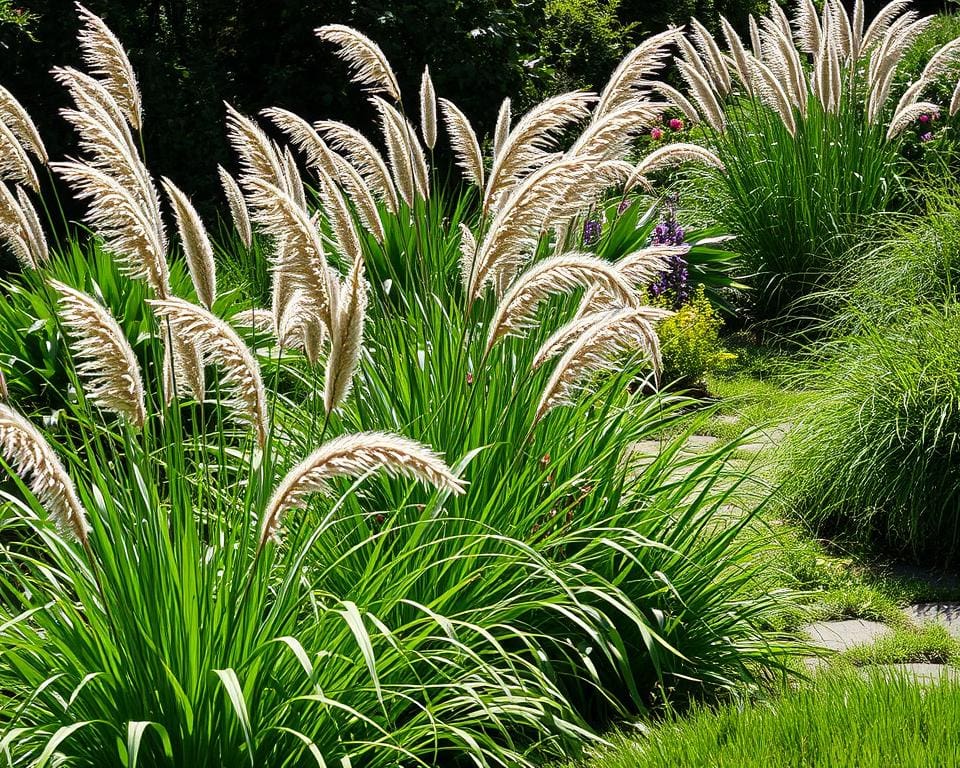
{"left": 494, "top": 98, "right": 511, "bottom": 158}
{"left": 676, "top": 60, "right": 726, "bottom": 132}
{"left": 617, "top": 245, "right": 687, "bottom": 287}
{"left": 459, "top": 223, "right": 477, "bottom": 293}
{"left": 720, "top": 17, "right": 754, "bottom": 93}
{"left": 0, "top": 85, "right": 47, "bottom": 163}
{"left": 794, "top": 0, "right": 822, "bottom": 54}
{"left": 281, "top": 145, "right": 307, "bottom": 214}
{"left": 315, "top": 166, "right": 363, "bottom": 264}
{"left": 595, "top": 28, "right": 680, "bottom": 117}
{"left": 0, "top": 121, "right": 39, "bottom": 191}
{"left": 440, "top": 98, "right": 485, "bottom": 189}
{"left": 420, "top": 66, "right": 437, "bottom": 150}
{"left": 688, "top": 18, "right": 732, "bottom": 95}
{"left": 749, "top": 14, "right": 763, "bottom": 57}
{"left": 218, "top": 166, "right": 252, "bottom": 249}
{"left": 951, "top": 79, "right": 960, "bottom": 116}
{"left": 263, "top": 107, "right": 336, "bottom": 175}
{"left": 0, "top": 182, "right": 47, "bottom": 269}
{"left": 626, "top": 143, "right": 723, "bottom": 191}
{"left": 50, "top": 280, "right": 145, "bottom": 427}
{"left": 373, "top": 97, "right": 430, "bottom": 200}
{"left": 921, "top": 37, "right": 960, "bottom": 82}
{"left": 75, "top": 3, "right": 142, "bottom": 130}
{"left": 649, "top": 82, "right": 700, "bottom": 122}
{"left": 151, "top": 298, "right": 269, "bottom": 447}
{"left": 225, "top": 104, "right": 288, "bottom": 193}
{"left": 328, "top": 151, "right": 385, "bottom": 243}
{"left": 852, "top": 0, "right": 865, "bottom": 60}
{"left": 534, "top": 308, "right": 661, "bottom": 423}
{"left": 315, "top": 120, "right": 398, "bottom": 211}
{"left": 231, "top": 307, "right": 275, "bottom": 334}
{"left": 483, "top": 91, "right": 595, "bottom": 215}
{"left": 568, "top": 102, "right": 668, "bottom": 161}
{"left": 0, "top": 403, "right": 90, "bottom": 542}
{"left": 886, "top": 101, "right": 939, "bottom": 139}
{"left": 485, "top": 254, "right": 636, "bottom": 352}
{"left": 260, "top": 431, "right": 464, "bottom": 544}
{"left": 324, "top": 257, "right": 367, "bottom": 415}
{"left": 829, "top": 0, "right": 853, "bottom": 62}
{"left": 244, "top": 178, "right": 339, "bottom": 334}
{"left": 315, "top": 24, "right": 401, "bottom": 101}
{"left": 54, "top": 161, "right": 170, "bottom": 297}
{"left": 161, "top": 333, "right": 206, "bottom": 405}
{"left": 373, "top": 100, "right": 416, "bottom": 207}
{"left": 749, "top": 54, "right": 797, "bottom": 133}
{"left": 162, "top": 179, "right": 217, "bottom": 309}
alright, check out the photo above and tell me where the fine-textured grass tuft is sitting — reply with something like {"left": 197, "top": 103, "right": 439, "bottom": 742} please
{"left": 577, "top": 670, "right": 960, "bottom": 768}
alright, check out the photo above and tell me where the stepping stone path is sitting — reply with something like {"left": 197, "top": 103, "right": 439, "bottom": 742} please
{"left": 804, "top": 620, "right": 892, "bottom": 652}
{"left": 903, "top": 603, "right": 960, "bottom": 637}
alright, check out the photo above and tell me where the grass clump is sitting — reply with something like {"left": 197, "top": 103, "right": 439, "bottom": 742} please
{"left": 843, "top": 623, "right": 960, "bottom": 667}
{"left": 577, "top": 670, "right": 960, "bottom": 768}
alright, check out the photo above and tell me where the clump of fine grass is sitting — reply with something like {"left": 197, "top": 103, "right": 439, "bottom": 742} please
{"left": 578, "top": 669, "right": 960, "bottom": 768}
{"left": 843, "top": 623, "right": 960, "bottom": 666}
{"left": 776, "top": 303, "right": 960, "bottom": 566}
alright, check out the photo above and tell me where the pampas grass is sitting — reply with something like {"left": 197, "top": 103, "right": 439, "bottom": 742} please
{"left": 76, "top": 3, "right": 142, "bottom": 130}
{"left": 440, "top": 98, "right": 485, "bottom": 189}
{"left": 420, "top": 66, "right": 437, "bottom": 151}
{"left": 218, "top": 165, "right": 252, "bottom": 249}
{"left": 485, "top": 254, "right": 636, "bottom": 352}
{"left": 315, "top": 24, "right": 401, "bottom": 102}
{"left": 0, "top": 402, "right": 89, "bottom": 542}
{"left": 534, "top": 308, "right": 660, "bottom": 423}
{"left": 260, "top": 431, "right": 465, "bottom": 545}
{"left": 50, "top": 279, "right": 146, "bottom": 427}
{"left": 0, "top": 121, "right": 40, "bottom": 191}
{"left": 0, "top": 85, "right": 47, "bottom": 164}
{"left": 0, "top": 182, "right": 47, "bottom": 269}
{"left": 162, "top": 178, "right": 217, "bottom": 309}
{"left": 314, "top": 120, "right": 398, "bottom": 212}
{"left": 594, "top": 28, "right": 679, "bottom": 119}
{"left": 494, "top": 98, "right": 511, "bottom": 158}
{"left": 886, "top": 101, "right": 940, "bottom": 139}
{"left": 324, "top": 257, "right": 367, "bottom": 415}
{"left": 151, "top": 297, "right": 270, "bottom": 447}
{"left": 315, "top": 166, "right": 363, "bottom": 264}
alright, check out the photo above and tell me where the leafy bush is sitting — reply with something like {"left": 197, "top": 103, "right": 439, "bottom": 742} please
{"left": 778, "top": 304, "right": 960, "bottom": 566}
{"left": 678, "top": 1, "right": 960, "bottom": 320}
{"left": 655, "top": 286, "right": 734, "bottom": 389}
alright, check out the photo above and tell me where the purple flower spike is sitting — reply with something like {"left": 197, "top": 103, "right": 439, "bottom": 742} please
{"left": 583, "top": 218, "right": 602, "bottom": 245}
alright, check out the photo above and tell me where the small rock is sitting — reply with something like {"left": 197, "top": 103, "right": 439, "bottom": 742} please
{"left": 870, "top": 663, "right": 960, "bottom": 684}
{"left": 904, "top": 603, "right": 960, "bottom": 638}
{"left": 804, "top": 619, "right": 893, "bottom": 652}
{"left": 684, "top": 434, "right": 718, "bottom": 451}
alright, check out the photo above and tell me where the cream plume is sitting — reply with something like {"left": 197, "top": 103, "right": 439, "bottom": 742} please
{"left": 0, "top": 403, "right": 90, "bottom": 542}
{"left": 225, "top": 104, "right": 288, "bottom": 193}
{"left": 164, "top": 333, "right": 206, "bottom": 405}
{"left": 150, "top": 298, "right": 269, "bottom": 447}
{"left": 688, "top": 18, "right": 732, "bottom": 95}
{"left": 50, "top": 280, "right": 145, "bottom": 427}
{"left": 921, "top": 37, "right": 960, "bottom": 82}
{"left": 568, "top": 102, "right": 668, "bottom": 161}
{"left": 483, "top": 91, "right": 595, "bottom": 215}
{"left": 315, "top": 166, "right": 363, "bottom": 264}
{"left": 218, "top": 166, "right": 253, "bottom": 249}
{"left": 458, "top": 223, "right": 477, "bottom": 293}
{"left": 374, "top": 100, "right": 415, "bottom": 207}
{"left": 315, "top": 24, "right": 401, "bottom": 101}
{"left": 719, "top": 17, "right": 754, "bottom": 93}
{"left": 329, "top": 151, "right": 386, "bottom": 243}
{"left": 749, "top": 54, "right": 797, "bottom": 134}
{"left": 244, "top": 177, "right": 339, "bottom": 334}
{"left": 485, "top": 254, "right": 636, "bottom": 352}
{"left": 649, "top": 82, "right": 700, "bottom": 123}
{"left": 861, "top": 1, "right": 913, "bottom": 55}
{"left": 749, "top": 14, "right": 763, "bottom": 57}
{"left": 373, "top": 97, "right": 430, "bottom": 200}
{"left": 625, "top": 143, "right": 723, "bottom": 191}
{"left": 0, "top": 121, "right": 39, "bottom": 191}
{"left": 162, "top": 179, "right": 217, "bottom": 309}
{"left": 260, "top": 431, "right": 465, "bottom": 544}
{"left": 53, "top": 161, "right": 169, "bottom": 298}
{"left": 676, "top": 60, "right": 725, "bottom": 132}
{"left": 595, "top": 28, "right": 680, "bottom": 118}
{"left": 420, "top": 66, "right": 437, "bottom": 150}
{"left": 494, "top": 98, "right": 511, "bottom": 158}
{"left": 439, "top": 98, "right": 485, "bottom": 189}
{"left": 314, "top": 120, "right": 398, "bottom": 211}
{"left": 534, "top": 308, "right": 661, "bottom": 423}
{"left": 324, "top": 257, "right": 367, "bottom": 415}
{"left": 75, "top": 3, "right": 142, "bottom": 130}
{"left": 0, "top": 85, "right": 47, "bottom": 163}
{"left": 886, "top": 101, "right": 939, "bottom": 139}
{"left": 231, "top": 307, "right": 275, "bottom": 334}
{"left": 794, "top": 0, "right": 822, "bottom": 54}
{"left": 0, "top": 182, "right": 47, "bottom": 269}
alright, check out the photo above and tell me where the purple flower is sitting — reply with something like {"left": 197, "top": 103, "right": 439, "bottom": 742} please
{"left": 647, "top": 197, "right": 690, "bottom": 308}
{"left": 617, "top": 198, "right": 632, "bottom": 215}
{"left": 583, "top": 218, "right": 602, "bottom": 245}
{"left": 921, "top": 131, "right": 933, "bottom": 142}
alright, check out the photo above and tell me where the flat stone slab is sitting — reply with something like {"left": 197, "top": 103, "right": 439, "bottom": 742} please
{"left": 904, "top": 603, "right": 960, "bottom": 637}
{"left": 870, "top": 663, "right": 960, "bottom": 684}
{"left": 804, "top": 619, "right": 893, "bottom": 652}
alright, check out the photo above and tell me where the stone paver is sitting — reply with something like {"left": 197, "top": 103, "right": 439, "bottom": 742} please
{"left": 903, "top": 603, "right": 960, "bottom": 638}
{"left": 870, "top": 663, "right": 960, "bottom": 684}
{"left": 804, "top": 619, "right": 893, "bottom": 652}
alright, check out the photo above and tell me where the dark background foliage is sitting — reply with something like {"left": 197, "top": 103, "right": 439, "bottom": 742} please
{"left": 0, "top": 0, "right": 766, "bottom": 214}
{"left": 0, "top": 0, "right": 953, "bottom": 219}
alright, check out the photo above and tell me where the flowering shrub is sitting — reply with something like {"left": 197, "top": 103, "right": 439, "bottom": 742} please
{"left": 648, "top": 199, "right": 690, "bottom": 307}
{"left": 655, "top": 285, "right": 734, "bottom": 389}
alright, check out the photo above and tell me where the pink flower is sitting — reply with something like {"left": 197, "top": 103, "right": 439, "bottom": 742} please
{"left": 669, "top": 118, "right": 684, "bottom": 131}
{"left": 919, "top": 114, "right": 930, "bottom": 124}
{"left": 650, "top": 127, "right": 663, "bottom": 140}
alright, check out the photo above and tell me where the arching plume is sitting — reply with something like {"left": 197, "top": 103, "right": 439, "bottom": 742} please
{"left": 315, "top": 24, "right": 401, "bottom": 101}
{"left": 162, "top": 178, "right": 217, "bottom": 309}
{"left": 440, "top": 98, "right": 485, "bottom": 189}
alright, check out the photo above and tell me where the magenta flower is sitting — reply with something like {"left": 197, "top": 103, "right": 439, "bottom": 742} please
{"left": 669, "top": 118, "right": 684, "bottom": 131}
{"left": 650, "top": 127, "right": 663, "bottom": 140}
{"left": 919, "top": 114, "right": 930, "bottom": 124}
